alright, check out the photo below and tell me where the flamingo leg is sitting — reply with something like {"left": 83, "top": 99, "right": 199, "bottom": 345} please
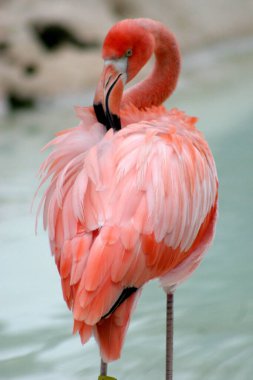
{"left": 166, "top": 293, "right": 174, "bottom": 380}
{"left": 100, "top": 358, "right": 107, "bottom": 376}
{"left": 98, "top": 359, "right": 118, "bottom": 380}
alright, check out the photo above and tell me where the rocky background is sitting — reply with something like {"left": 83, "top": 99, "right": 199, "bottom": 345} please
{"left": 0, "top": 0, "right": 253, "bottom": 110}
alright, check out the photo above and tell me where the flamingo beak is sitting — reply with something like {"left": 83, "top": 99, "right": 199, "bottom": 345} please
{"left": 93, "top": 60, "right": 127, "bottom": 131}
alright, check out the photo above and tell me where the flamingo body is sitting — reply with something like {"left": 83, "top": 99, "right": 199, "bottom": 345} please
{"left": 37, "top": 18, "right": 218, "bottom": 364}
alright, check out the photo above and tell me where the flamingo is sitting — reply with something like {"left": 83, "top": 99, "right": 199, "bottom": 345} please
{"left": 37, "top": 18, "right": 218, "bottom": 380}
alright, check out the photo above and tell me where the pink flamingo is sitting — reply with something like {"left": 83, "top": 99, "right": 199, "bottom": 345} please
{"left": 37, "top": 18, "right": 218, "bottom": 380}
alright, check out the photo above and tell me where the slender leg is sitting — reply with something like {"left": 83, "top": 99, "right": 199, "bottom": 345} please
{"left": 166, "top": 293, "right": 174, "bottom": 380}
{"left": 100, "top": 358, "right": 107, "bottom": 376}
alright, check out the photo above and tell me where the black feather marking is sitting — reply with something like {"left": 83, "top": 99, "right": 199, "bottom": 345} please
{"left": 102, "top": 287, "right": 138, "bottom": 319}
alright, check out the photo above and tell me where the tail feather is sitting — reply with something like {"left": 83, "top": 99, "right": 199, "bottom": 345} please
{"left": 93, "top": 289, "right": 141, "bottom": 362}
{"left": 73, "top": 319, "right": 93, "bottom": 344}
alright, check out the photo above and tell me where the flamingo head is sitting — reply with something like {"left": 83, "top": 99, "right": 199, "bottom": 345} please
{"left": 93, "top": 19, "right": 155, "bottom": 131}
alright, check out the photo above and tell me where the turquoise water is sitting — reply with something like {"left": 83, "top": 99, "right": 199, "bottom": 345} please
{"left": 1, "top": 47, "right": 253, "bottom": 380}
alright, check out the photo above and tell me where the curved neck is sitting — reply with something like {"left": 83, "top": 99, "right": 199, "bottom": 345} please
{"left": 122, "top": 19, "right": 181, "bottom": 109}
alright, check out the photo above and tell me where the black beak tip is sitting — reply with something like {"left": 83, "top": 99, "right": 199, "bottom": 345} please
{"left": 93, "top": 103, "right": 121, "bottom": 131}
{"left": 94, "top": 73, "right": 122, "bottom": 131}
{"left": 110, "top": 113, "right": 121, "bottom": 131}
{"left": 93, "top": 102, "right": 107, "bottom": 126}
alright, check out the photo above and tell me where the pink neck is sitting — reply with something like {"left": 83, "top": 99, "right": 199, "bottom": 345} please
{"left": 122, "top": 19, "right": 181, "bottom": 109}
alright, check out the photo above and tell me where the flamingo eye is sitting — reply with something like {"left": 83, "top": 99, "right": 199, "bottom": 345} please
{"left": 125, "top": 48, "right": 133, "bottom": 57}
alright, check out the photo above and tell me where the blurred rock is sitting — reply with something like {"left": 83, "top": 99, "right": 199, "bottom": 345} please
{"left": 0, "top": 0, "right": 114, "bottom": 108}
{"left": 0, "top": 0, "right": 252, "bottom": 109}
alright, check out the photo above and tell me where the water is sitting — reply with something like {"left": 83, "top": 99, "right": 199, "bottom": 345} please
{"left": 1, "top": 46, "right": 253, "bottom": 380}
